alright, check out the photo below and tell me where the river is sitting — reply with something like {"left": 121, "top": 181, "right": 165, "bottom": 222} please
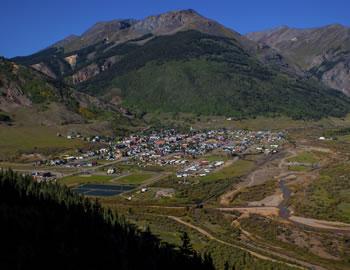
{"left": 278, "top": 179, "right": 291, "bottom": 218}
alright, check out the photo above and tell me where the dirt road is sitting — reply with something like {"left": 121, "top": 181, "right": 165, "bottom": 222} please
{"left": 168, "top": 215, "right": 326, "bottom": 270}
{"left": 289, "top": 216, "right": 350, "bottom": 232}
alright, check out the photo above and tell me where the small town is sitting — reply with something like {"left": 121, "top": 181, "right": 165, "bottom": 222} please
{"left": 30, "top": 128, "right": 285, "bottom": 182}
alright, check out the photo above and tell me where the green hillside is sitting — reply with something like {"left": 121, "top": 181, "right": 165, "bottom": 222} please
{"left": 77, "top": 31, "right": 350, "bottom": 119}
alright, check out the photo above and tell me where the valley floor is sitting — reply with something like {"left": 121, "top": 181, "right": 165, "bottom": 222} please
{"left": 2, "top": 115, "right": 350, "bottom": 269}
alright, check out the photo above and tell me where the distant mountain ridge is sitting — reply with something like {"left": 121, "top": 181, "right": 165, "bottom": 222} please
{"left": 246, "top": 24, "right": 350, "bottom": 95}
{"left": 9, "top": 10, "right": 350, "bottom": 120}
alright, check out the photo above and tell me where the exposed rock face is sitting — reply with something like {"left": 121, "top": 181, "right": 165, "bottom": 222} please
{"left": 0, "top": 61, "right": 32, "bottom": 111}
{"left": 64, "top": 54, "right": 78, "bottom": 68}
{"left": 70, "top": 55, "right": 121, "bottom": 85}
{"left": 320, "top": 60, "right": 350, "bottom": 95}
{"left": 246, "top": 24, "right": 350, "bottom": 95}
{"left": 0, "top": 86, "right": 32, "bottom": 111}
{"left": 71, "top": 63, "right": 100, "bottom": 84}
{"left": 31, "top": 62, "right": 57, "bottom": 79}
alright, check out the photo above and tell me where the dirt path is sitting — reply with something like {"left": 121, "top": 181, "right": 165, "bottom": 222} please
{"left": 289, "top": 216, "right": 350, "bottom": 232}
{"left": 217, "top": 206, "right": 280, "bottom": 217}
{"left": 278, "top": 149, "right": 297, "bottom": 169}
{"left": 168, "top": 216, "right": 326, "bottom": 270}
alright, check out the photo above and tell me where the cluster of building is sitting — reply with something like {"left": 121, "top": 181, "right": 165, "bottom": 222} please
{"left": 47, "top": 148, "right": 121, "bottom": 168}
{"left": 176, "top": 160, "right": 225, "bottom": 178}
{"left": 224, "top": 130, "right": 284, "bottom": 155}
{"left": 117, "top": 129, "right": 226, "bottom": 160}
{"left": 45, "top": 129, "right": 285, "bottom": 171}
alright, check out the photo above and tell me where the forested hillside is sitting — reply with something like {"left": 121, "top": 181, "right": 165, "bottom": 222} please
{"left": 0, "top": 170, "right": 214, "bottom": 270}
{"left": 79, "top": 31, "right": 350, "bottom": 119}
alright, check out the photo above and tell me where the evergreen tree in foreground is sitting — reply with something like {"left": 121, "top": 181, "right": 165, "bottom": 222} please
{"left": 0, "top": 170, "right": 214, "bottom": 270}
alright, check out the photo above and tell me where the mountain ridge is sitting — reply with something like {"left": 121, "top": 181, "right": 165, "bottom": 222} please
{"left": 8, "top": 9, "right": 350, "bottom": 120}
{"left": 246, "top": 23, "right": 350, "bottom": 95}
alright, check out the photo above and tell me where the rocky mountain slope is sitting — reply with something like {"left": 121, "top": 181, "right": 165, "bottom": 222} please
{"left": 247, "top": 24, "right": 350, "bottom": 95}
{"left": 10, "top": 10, "right": 350, "bottom": 120}
{"left": 0, "top": 57, "right": 77, "bottom": 110}
{"left": 0, "top": 57, "right": 125, "bottom": 125}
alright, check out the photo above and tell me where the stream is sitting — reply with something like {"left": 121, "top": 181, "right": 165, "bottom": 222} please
{"left": 278, "top": 179, "right": 291, "bottom": 218}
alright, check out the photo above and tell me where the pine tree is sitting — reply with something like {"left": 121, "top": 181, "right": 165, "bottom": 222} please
{"left": 180, "top": 231, "right": 194, "bottom": 256}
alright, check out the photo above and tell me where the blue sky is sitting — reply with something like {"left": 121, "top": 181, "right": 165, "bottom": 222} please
{"left": 1, "top": 0, "right": 349, "bottom": 57}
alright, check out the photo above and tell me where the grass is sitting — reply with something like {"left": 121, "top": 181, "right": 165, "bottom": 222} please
{"left": 287, "top": 151, "right": 319, "bottom": 164}
{"left": 199, "top": 160, "right": 254, "bottom": 182}
{"left": 337, "top": 134, "right": 350, "bottom": 143}
{"left": 147, "top": 159, "right": 255, "bottom": 205}
{"left": 291, "top": 163, "right": 350, "bottom": 223}
{"left": 0, "top": 126, "right": 86, "bottom": 159}
{"left": 337, "top": 202, "right": 350, "bottom": 217}
{"left": 114, "top": 172, "right": 154, "bottom": 185}
{"left": 59, "top": 174, "right": 114, "bottom": 187}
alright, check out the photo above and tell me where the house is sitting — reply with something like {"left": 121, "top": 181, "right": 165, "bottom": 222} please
{"left": 107, "top": 168, "right": 117, "bottom": 175}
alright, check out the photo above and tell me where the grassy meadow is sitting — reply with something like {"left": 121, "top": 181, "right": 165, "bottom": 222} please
{"left": 0, "top": 126, "right": 86, "bottom": 160}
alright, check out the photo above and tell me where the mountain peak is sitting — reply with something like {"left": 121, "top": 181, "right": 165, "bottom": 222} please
{"left": 169, "top": 8, "right": 199, "bottom": 15}
{"left": 51, "top": 9, "right": 239, "bottom": 53}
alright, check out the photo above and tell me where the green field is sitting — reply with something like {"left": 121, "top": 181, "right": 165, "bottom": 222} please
{"left": 114, "top": 172, "right": 154, "bottom": 185}
{"left": 59, "top": 174, "right": 114, "bottom": 187}
{"left": 0, "top": 126, "right": 86, "bottom": 159}
{"left": 199, "top": 160, "right": 254, "bottom": 182}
